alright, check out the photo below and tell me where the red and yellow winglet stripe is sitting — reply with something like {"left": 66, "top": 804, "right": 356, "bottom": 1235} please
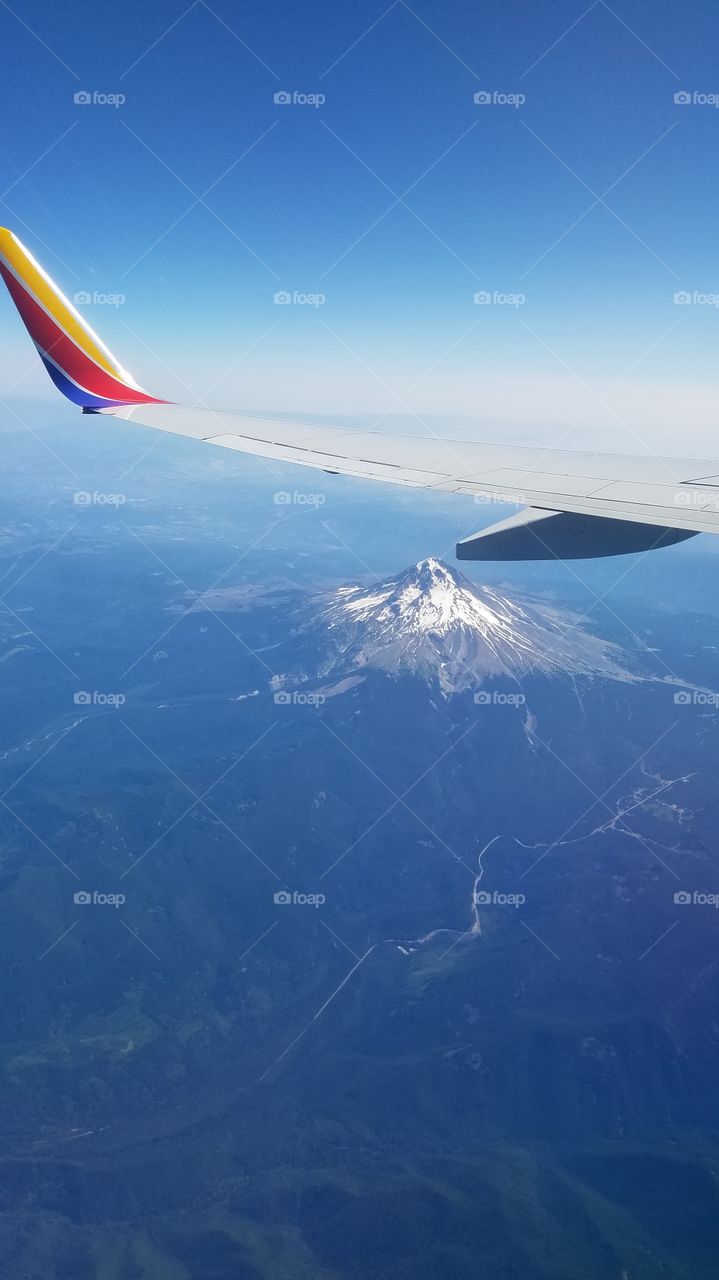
{"left": 0, "top": 227, "right": 164, "bottom": 409}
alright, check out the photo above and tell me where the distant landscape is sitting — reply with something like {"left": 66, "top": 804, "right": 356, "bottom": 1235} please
{"left": 0, "top": 416, "right": 717, "bottom": 1278}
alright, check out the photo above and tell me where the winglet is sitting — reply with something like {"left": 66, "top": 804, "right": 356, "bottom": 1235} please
{"left": 0, "top": 227, "right": 164, "bottom": 409}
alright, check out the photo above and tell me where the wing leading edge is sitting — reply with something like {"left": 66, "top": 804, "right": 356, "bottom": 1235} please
{"left": 2, "top": 224, "right": 718, "bottom": 561}
{"left": 106, "top": 401, "right": 719, "bottom": 558}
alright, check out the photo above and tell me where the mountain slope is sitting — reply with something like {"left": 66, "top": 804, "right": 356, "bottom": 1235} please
{"left": 300, "top": 558, "right": 635, "bottom": 693}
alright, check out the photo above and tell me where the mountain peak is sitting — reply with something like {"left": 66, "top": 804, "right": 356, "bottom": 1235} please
{"left": 414, "top": 556, "right": 455, "bottom": 578}
{"left": 307, "top": 561, "right": 635, "bottom": 694}
{"left": 405, "top": 556, "right": 462, "bottom": 593}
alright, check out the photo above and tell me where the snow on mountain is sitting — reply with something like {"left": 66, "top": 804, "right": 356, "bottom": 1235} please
{"left": 304, "top": 558, "right": 636, "bottom": 694}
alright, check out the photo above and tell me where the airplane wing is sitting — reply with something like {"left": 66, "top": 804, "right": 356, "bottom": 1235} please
{"left": 2, "top": 224, "right": 718, "bottom": 561}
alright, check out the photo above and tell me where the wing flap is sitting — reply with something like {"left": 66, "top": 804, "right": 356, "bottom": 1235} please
{"left": 457, "top": 507, "right": 697, "bottom": 561}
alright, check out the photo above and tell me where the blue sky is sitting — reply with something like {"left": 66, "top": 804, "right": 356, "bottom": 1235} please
{"left": 1, "top": 0, "right": 719, "bottom": 451}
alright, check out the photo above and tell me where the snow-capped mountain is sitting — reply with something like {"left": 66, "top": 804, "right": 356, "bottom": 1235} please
{"left": 298, "top": 558, "right": 635, "bottom": 694}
